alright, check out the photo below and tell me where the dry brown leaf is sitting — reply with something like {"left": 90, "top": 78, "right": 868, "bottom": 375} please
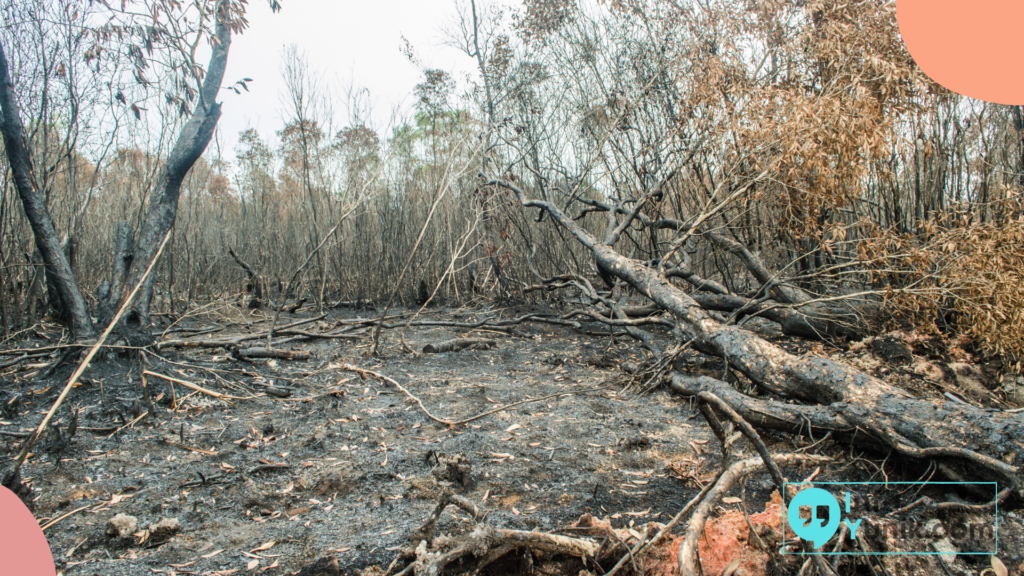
{"left": 285, "top": 507, "right": 309, "bottom": 518}
{"left": 110, "top": 492, "right": 134, "bottom": 505}
{"left": 250, "top": 541, "right": 275, "bottom": 552}
{"left": 992, "top": 556, "right": 1009, "bottom": 576}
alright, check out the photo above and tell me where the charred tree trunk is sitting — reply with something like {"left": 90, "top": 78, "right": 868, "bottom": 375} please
{"left": 121, "top": 10, "right": 233, "bottom": 327}
{"left": 96, "top": 221, "right": 134, "bottom": 326}
{"left": 467, "top": 260, "right": 479, "bottom": 293}
{"left": 229, "top": 247, "right": 263, "bottom": 308}
{"left": 494, "top": 178, "right": 1024, "bottom": 488}
{"left": 668, "top": 373, "right": 1021, "bottom": 487}
{"left": 0, "top": 41, "right": 94, "bottom": 339}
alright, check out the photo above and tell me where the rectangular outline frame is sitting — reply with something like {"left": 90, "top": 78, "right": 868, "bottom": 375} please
{"left": 780, "top": 481, "right": 999, "bottom": 556}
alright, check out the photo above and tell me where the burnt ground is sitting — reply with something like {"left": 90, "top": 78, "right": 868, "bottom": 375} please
{"left": 1, "top": 303, "right": 1023, "bottom": 576}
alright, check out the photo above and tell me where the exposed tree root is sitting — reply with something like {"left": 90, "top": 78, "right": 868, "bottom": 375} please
{"left": 668, "top": 372, "right": 1021, "bottom": 487}
{"left": 678, "top": 453, "right": 830, "bottom": 576}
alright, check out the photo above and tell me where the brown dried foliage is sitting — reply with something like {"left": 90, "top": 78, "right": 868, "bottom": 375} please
{"left": 861, "top": 196, "right": 1024, "bottom": 367}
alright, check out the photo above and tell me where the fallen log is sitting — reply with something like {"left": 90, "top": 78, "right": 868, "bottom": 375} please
{"left": 331, "top": 299, "right": 373, "bottom": 308}
{"left": 232, "top": 347, "right": 311, "bottom": 361}
{"left": 273, "top": 329, "right": 361, "bottom": 340}
{"left": 654, "top": 217, "right": 867, "bottom": 339}
{"left": 690, "top": 292, "right": 844, "bottom": 340}
{"left": 422, "top": 338, "right": 497, "bottom": 354}
{"left": 668, "top": 372, "right": 1021, "bottom": 487}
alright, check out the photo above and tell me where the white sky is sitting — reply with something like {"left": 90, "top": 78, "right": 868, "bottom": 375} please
{"left": 210, "top": 0, "right": 495, "bottom": 161}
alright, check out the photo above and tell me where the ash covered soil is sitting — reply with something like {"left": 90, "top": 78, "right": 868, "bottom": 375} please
{"left": 1, "top": 304, "right": 1021, "bottom": 575}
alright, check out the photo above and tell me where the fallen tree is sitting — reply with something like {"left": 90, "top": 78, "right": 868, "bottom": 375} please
{"left": 575, "top": 196, "right": 868, "bottom": 341}
{"left": 491, "top": 177, "right": 1024, "bottom": 490}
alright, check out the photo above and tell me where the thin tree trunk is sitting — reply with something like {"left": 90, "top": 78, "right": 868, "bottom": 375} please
{"left": 96, "top": 220, "right": 134, "bottom": 326}
{"left": 121, "top": 10, "right": 233, "bottom": 326}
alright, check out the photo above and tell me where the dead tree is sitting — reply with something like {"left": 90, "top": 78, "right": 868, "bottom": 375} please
{"left": 494, "top": 177, "right": 1024, "bottom": 489}
{"left": 116, "top": 4, "right": 237, "bottom": 327}
{"left": 95, "top": 221, "right": 134, "bottom": 326}
{"left": 229, "top": 247, "right": 263, "bottom": 308}
{"left": 0, "top": 41, "right": 94, "bottom": 339}
{"left": 578, "top": 196, "right": 865, "bottom": 340}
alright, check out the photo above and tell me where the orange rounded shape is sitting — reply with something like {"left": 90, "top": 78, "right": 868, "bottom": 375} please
{"left": 0, "top": 486, "right": 56, "bottom": 575}
{"left": 897, "top": 0, "right": 1024, "bottom": 104}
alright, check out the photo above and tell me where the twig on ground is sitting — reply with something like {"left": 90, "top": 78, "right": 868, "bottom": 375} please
{"left": 604, "top": 471, "right": 721, "bottom": 576}
{"left": 398, "top": 491, "right": 600, "bottom": 576}
{"left": 142, "top": 370, "right": 245, "bottom": 401}
{"left": 105, "top": 411, "right": 148, "bottom": 439}
{"left": 0, "top": 353, "right": 27, "bottom": 370}
{"left": 40, "top": 502, "right": 105, "bottom": 532}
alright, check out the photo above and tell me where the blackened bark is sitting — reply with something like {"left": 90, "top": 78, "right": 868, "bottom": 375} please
{"left": 691, "top": 292, "right": 837, "bottom": 339}
{"left": 0, "top": 41, "right": 94, "bottom": 339}
{"left": 122, "top": 13, "right": 232, "bottom": 326}
{"left": 422, "top": 338, "right": 497, "bottom": 353}
{"left": 96, "top": 221, "right": 134, "bottom": 326}
{"left": 668, "top": 373, "right": 1022, "bottom": 487}
{"left": 229, "top": 247, "right": 263, "bottom": 307}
